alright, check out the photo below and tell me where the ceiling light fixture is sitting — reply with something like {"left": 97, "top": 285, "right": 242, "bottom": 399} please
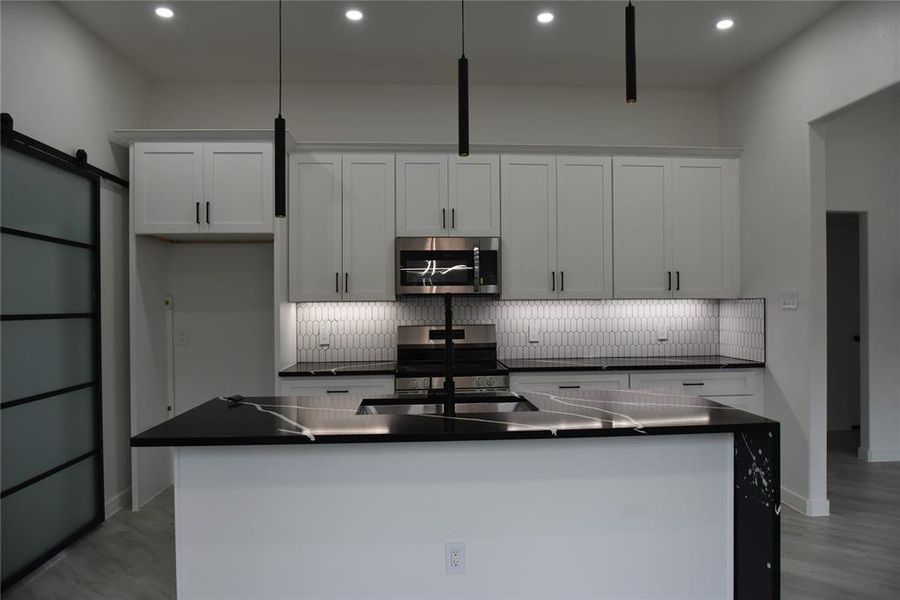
{"left": 625, "top": 1, "right": 636, "bottom": 103}
{"left": 537, "top": 12, "right": 554, "bottom": 24}
{"left": 345, "top": 9, "right": 363, "bottom": 21}
{"left": 716, "top": 18, "right": 735, "bottom": 30}
{"left": 274, "top": 0, "right": 286, "bottom": 218}
{"left": 155, "top": 6, "right": 174, "bottom": 19}
{"left": 458, "top": 0, "right": 469, "bottom": 157}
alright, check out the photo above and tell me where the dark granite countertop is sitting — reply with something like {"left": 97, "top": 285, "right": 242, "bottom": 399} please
{"left": 131, "top": 388, "right": 775, "bottom": 447}
{"left": 499, "top": 355, "right": 765, "bottom": 372}
{"left": 279, "top": 360, "right": 397, "bottom": 377}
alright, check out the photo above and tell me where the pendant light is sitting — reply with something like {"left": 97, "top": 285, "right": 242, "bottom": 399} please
{"left": 274, "top": 0, "right": 286, "bottom": 217}
{"left": 458, "top": 0, "right": 469, "bottom": 157}
{"left": 625, "top": 1, "right": 636, "bottom": 103}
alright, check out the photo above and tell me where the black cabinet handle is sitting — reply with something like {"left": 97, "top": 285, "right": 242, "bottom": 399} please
{"left": 551, "top": 271, "right": 556, "bottom": 291}
{"left": 676, "top": 271, "right": 681, "bottom": 291}
{"left": 335, "top": 272, "right": 339, "bottom": 294}
{"left": 451, "top": 208, "right": 456, "bottom": 228}
{"left": 682, "top": 382, "right": 705, "bottom": 387}
{"left": 326, "top": 389, "right": 349, "bottom": 394}
{"left": 195, "top": 202, "right": 200, "bottom": 224}
{"left": 206, "top": 201, "right": 210, "bottom": 224}
{"left": 559, "top": 385, "right": 581, "bottom": 389}
{"left": 442, "top": 208, "right": 446, "bottom": 229}
{"left": 344, "top": 272, "right": 349, "bottom": 293}
{"left": 667, "top": 271, "right": 672, "bottom": 291}
{"left": 561, "top": 271, "right": 565, "bottom": 292}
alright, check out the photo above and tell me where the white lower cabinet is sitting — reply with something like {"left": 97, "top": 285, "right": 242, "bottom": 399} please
{"left": 510, "top": 372, "right": 629, "bottom": 394}
{"left": 279, "top": 376, "right": 395, "bottom": 397}
{"left": 628, "top": 369, "right": 763, "bottom": 415}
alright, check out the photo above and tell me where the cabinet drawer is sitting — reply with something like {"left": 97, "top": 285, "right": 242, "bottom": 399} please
{"left": 510, "top": 372, "right": 629, "bottom": 394}
{"left": 279, "top": 376, "right": 394, "bottom": 398}
{"left": 628, "top": 370, "right": 760, "bottom": 397}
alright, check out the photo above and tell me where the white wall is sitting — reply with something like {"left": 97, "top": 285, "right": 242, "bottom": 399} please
{"left": 1, "top": 0, "right": 150, "bottom": 514}
{"left": 148, "top": 82, "right": 720, "bottom": 147}
{"left": 823, "top": 89, "right": 900, "bottom": 459}
{"left": 718, "top": 1, "right": 900, "bottom": 515}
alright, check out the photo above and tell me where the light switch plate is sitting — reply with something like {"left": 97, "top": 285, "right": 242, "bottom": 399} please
{"left": 318, "top": 323, "right": 331, "bottom": 347}
{"left": 655, "top": 319, "right": 669, "bottom": 342}
{"left": 781, "top": 289, "right": 800, "bottom": 310}
{"left": 528, "top": 324, "right": 541, "bottom": 344}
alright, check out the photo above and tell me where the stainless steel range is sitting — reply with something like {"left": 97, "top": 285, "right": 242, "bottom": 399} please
{"left": 395, "top": 324, "right": 509, "bottom": 396}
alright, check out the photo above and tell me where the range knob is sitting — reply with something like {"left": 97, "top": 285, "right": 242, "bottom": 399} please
{"left": 486, "top": 376, "right": 496, "bottom": 387}
{"left": 474, "top": 377, "right": 484, "bottom": 387}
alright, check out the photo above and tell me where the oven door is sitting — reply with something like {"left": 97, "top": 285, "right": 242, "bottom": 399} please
{"left": 396, "top": 237, "right": 500, "bottom": 295}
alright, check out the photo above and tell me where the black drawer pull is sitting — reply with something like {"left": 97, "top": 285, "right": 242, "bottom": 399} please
{"left": 682, "top": 382, "right": 705, "bottom": 387}
{"left": 195, "top": 202, "right": 200, "bottom": 224}
{"left": 326, "top": 389, "right": 349, "bottom": 394}
{"left": 558, "top": 385, "right": 581, "bottom": 389}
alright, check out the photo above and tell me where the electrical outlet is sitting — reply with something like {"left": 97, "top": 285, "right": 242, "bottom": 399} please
{"left": 445, "top": 542, "right": 465, "bottom": 575}
{"left": 318, "top": 323, "right": 331, "bottom": 347}
{"left": 528, "top": 324, "right": 541, "bottom": 344}
{"left": 175, "top": 330, "right": 189, "bottom": 346}
{"left": 781, "top": 289, "right": 800, "bottom": 310}
{"left": 656, "top": 319, "right": 669, "bottom": 342}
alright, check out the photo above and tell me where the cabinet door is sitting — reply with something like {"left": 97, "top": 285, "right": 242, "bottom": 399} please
{"left": 134, "top": 142, "right": 203, "bottom": 234}
{"left": 342, "top": 155, "right": 396, "bottom": 301}
{"left": 204, "top": 143, "right": 273, "bottom": 234}
{"left": 612, "top": 157, "right": 673, "bottom": 298}
{"left": 501, "top": 155, "right": 557, "bottom": 299}
{"left": 288, "top": 154, "right": 343, "bottom": 302}
{"left": 449, "top": 155, "right": 500, "bottom": 236}
{"left": 557, "top": 156, "right": 613, "bottom": 299}
{"left": 671, "top": 158, "right": 739, "bottom": 298}
{"left": 396, "top": 154, "right": 447, "bottom": 237}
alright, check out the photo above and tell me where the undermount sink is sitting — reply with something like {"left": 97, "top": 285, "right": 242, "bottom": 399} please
{"left": 356, "top": 395, "right": 538, "bottom": 416}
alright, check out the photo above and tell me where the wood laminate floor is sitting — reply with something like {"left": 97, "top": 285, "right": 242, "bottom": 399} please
{"left": 4, "top": 431, "right": 899, "bottom": 599}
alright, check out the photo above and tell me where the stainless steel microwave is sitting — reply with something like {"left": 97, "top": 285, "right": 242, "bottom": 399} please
{"left": 395, "top": 237, "right": 500, "bottom": 296}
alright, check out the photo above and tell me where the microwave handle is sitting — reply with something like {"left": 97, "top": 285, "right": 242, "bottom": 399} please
{"left": 473, "top": 245, "right": 480, "bottom": 293}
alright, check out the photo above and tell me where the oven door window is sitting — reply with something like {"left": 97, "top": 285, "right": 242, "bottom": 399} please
{"left": 399, "top": 251, "right": 474, "bottom": 287}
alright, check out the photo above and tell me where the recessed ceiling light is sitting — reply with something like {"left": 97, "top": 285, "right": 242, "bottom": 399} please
{"left": 345, "top": 9, "right": 363, "bottom": 21}
{"left": 716, "top": 18, "right": 735, "bottom": 31}
{"left": 155, "top": 6, "right": 174, "bottom": 19}
{"left": 537, "top": 12, "right": 554, "bottom": 24}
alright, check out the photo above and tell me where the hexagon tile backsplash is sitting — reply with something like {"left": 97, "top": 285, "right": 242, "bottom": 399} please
{"left": 296, "top": 297, "right": 766, "bottom": 363}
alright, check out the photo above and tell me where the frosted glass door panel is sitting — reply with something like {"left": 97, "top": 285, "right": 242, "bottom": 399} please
{"left": 1, "top": 387, "right": 95, "bottom": 490}
{"left": 0, "top": 456, "right": 99, "bottom": 583}
{"left": 0, "top": 318, "right": 94, "bottom": 403}
{"left": 1, "top": 234, "right": 93, "bottom": 315}
{"left": 0, "top": 148, "right": 93, "bottom": 244}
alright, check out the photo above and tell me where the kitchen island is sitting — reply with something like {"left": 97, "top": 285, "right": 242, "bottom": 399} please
{"left": 133, "top": 389, "right": 779, "bottom": 599}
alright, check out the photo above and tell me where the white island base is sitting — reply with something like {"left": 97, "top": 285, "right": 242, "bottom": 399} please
{"left": 174, "top": 434, "right": 734, "bottom": 599}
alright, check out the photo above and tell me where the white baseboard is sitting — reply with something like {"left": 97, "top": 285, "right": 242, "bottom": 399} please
{"left": 104, "top": 487, "right": 132, "bottom": 519}
{"left": 781, "top": 486, "right": 830, "bottom": 517}
{"left": 858, "top": 446, "right": 900, "bottom": 462}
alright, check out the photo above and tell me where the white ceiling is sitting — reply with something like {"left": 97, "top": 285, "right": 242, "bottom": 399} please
{"left": 62, "top": 0, "right": 837, "bottom": 88}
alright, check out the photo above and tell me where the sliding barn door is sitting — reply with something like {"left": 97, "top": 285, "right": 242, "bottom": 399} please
{"left": 0, "top": 141, "right": 103, "bottom": 589}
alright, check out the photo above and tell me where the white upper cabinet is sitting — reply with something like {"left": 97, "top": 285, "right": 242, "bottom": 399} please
{"left": 449, "top": 155, "right": 500, "bottom": 237}
{"left": 341, "top": 154, "right": 396, "bottom": 301}
{"left": 134, "top": 141, "right": 274, "bottom": 236}
{"left": 289, "top": 154, "right": 343, "bottom": 302}
{"left": 671, "top": 158, "right": 739, "bottom": 298}
{"left": 203, "top": 143, "right": 273, "bottom": 234}
{"left": 556, "top": 156, "right": 613, "bottom": 299}
{"left": 396, "top": 154, "right": 500, "bottom": 237}
{"left": 396, "top": 154, "right": 447, "bottom": 237}
{"left": 613, "top": 157, "right": 673, "bottom": 299}
{"left": 613, "top": 156, "right": 739, "bottom": 299}
{"left": 134, "top": 142, "right": 203, "bottom": 234}
{"left": 289, "top": 154, "right": 396, "bottom": 302}
{"left": 501, "top": 155, "right": 557, "bottom": 299}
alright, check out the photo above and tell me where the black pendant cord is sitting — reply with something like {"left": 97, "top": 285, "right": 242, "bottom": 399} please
{"left": 625, "top": 1, "right": 637, "bottom": 103}
{"left": 458, "top": 0, "right": 469, "bottom": 157}
{"left": 274, "top": 0, "right": 287, "bottom": 217}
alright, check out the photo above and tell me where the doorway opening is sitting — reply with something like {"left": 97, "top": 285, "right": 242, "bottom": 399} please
{"left": 826, "top": 212, "right": 866, "bottom": 457}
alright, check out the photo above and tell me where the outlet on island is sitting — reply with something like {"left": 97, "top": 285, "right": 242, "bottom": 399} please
{"left": 445, "top": 541, "right": 465, "bottom": 575}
